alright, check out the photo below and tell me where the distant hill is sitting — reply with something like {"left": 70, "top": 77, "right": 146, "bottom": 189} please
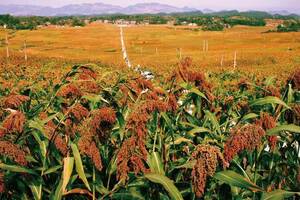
{"left": 0, "top": 3, "right": 198, "bottom": 16}
{"left": 268, "top": 10, "right": 292, "bottom": 16}
{"left": 0, "top": 3, "right": 299, "bottom": 18}
{"left": 121, "top": 3, "right": 198, "bottom": 15}
{"left": 202, "top": 9, "right": 215, "bottom": 14}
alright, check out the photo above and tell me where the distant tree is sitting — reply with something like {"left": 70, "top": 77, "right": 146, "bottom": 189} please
{"left": 224, "top": 17, "right": 266, "bottom": 26}
{"left": 71, "top": 18, "right": 85, "bottom": 27}
{"left": 277, "top": 21, "right": 300, "bottom": 32}
{"left": 202, "top": 22, "right": 224, "bottom": 31}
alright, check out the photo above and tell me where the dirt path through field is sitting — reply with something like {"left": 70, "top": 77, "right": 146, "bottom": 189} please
{"left": 119, "top": 26, "right": 153, "bottom": 79}
{"left": 120, "top": 26, "right": 132, "bottom": 68}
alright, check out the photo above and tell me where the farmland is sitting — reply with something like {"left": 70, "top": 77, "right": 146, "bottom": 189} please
{"left": 1, "top": 23, "right": 300, "bottom": 76}
{"left": 124, "top": 25, "right": 300, "bottom": 76}
{"left": 0, "top": 22, "right": 299, "bottom": 200}
{"left": 1, "top": 24, "right": 123, "bottom": 66}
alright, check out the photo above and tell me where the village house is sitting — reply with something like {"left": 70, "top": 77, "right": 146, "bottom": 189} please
{"left": 265, "top": 19, "right": 284, "bottom": 27}
{"left": 103, "top": 19, "right": 111, "bottom": 24}
{"left": 115, "top": 19, "right": 130, "bottom": 25}
{"left": 188, "top": 23, "right": 197, "bottom": 26}
{"left": 181, "top": 21, "right": 188, "bottom": 26}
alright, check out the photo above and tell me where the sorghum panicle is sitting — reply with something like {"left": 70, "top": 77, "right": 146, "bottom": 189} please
{"left": 255, "top": 112, "right": 277, "bottom": 151}
{"left": 191, "top": 145, "right": 227, "bottom": 197}
{"left": 90, "top": 106, "right": 116, "bottom": 136}
{"left": 0, "top": 141, "right": 27, "bottom": 166}
{"left": 224, "top": 124, "right": 266, "bottom": 163}
{"left": 60, "top": 84, "right": 84, "bottom": 99}
{"left": 1, "top": 94, "right": 30, "bottom": 109}
{"left": 0, "top": 111, "right": 26, "bottom": 137}
{"left": 78, "top": 133, "right": 103, "bottom": 171}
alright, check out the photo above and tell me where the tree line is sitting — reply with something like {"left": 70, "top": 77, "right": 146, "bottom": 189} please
{"left": 0, "top": 15, "right": 86, "bottom": 30}
{"left": 0, "top": 10, "right": 299, "bottom": 32}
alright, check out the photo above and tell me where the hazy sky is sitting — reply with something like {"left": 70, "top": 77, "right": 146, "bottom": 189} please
{"left": 0, "top": 0, "right": 299, "bottom": 12}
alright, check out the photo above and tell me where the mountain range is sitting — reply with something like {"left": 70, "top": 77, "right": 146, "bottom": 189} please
{"left": 0, "top": 3, "right": 298, "bottom": 16}
{"left": 0, "top": 3, "right": 197, "bottom": 16}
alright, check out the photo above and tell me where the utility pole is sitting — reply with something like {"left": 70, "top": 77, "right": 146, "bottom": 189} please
{"left": 5, "top": 34, "right": 9, "bottom": 58}
{"left": 233, "top": 51, "right": 237, "bottom": 70}
{"left": 220, "top": 55, "right": 223, "bottom": 67}
{"left": 24, "top": 40, "right": 27, "bottom": 61}
{"left": 203, "top": 40, "right": 208, "bottom": 51}
{"left": 179, "top": 48, "right": 182, "bottom": 59}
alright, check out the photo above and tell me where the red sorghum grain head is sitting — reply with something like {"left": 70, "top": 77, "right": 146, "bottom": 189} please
{"left": 115, "top": 99, "right": 169, "bottom": 183}
{"left": 262, "top": 86, "right": 281, "bottom": 98}
{"left": 68, "top": 104, "right": 90, "bottom": 122}
{"left": 255, "top": 113, "right": 276, "bottom": 130}
{"left": 1, "top": 94, "right": 30, "bottom": 109}
{"left": 188, "top": 72, "right": 212, "bottom": 91}
{"left": 173, "top": 57, "right": 214, "bottom": 102}
{"left": 78, "top": 133, "right": 103, "bottom": 171}
{"left": 178, "top": 57, "right": 192, "bottom": 82}
{"left": 60, "top": 84, "right": 84, "bottom": 99}
{"left": 168, "top": 93, "right": 178, "bottom": 112}
{"left": 45, "top": 126, "right": 68, "bottom": 155}
{"left": 65, "top": 119, "right": 75, "bottom": 136}
{"left": 54, "top": 134, "right": 68, "bottom": 155}
{"left": 224, "top": 124, "right": 266, "bottom": 163}
{"left": 80, "top": 81, "right": 101, "bottom": 93}
{"left": 0, "top": 141, "right": 27, "bottom": 166}
{"left": 90, "top": 106, "right": 116, "bottom": 136}
{"left": 191, "top": 145, "right": 227, "bottom": 197}
{"left": 255, "top": 113, "right": 277, "bottom": 152}
{"left": 0, "top": 111, "right": 26, "bottom": 137}
{"left": 115, "top": 136, "right": 147, "bottom": 183}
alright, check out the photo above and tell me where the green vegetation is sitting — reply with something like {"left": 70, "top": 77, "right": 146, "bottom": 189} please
{"left": 277, "top": 21, "right": 300, "bottom": 32}
{"left": 0, "top": 15, "right": 85, "bottom": 30}
{"left": 1, "top": 10, "right": 299, "bottom": 30}
{"left": 71, "top": 18, "right": 85, "bottom": 27}
{"left": 202, "top": 22, "right": 225, "bottom": 31}
{"left": 224, "top": 17, "right": 266, "bottom": 26}
{"left": 0, "top": 55, "right": 299, "bottom": 199}
{"left": 265, "top": 20, "right": 300, "bottom": 33}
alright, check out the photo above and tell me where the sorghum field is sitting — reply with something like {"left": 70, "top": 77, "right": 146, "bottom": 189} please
{"left": 0, "top": 23, "right": 299, "bottom": 200}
